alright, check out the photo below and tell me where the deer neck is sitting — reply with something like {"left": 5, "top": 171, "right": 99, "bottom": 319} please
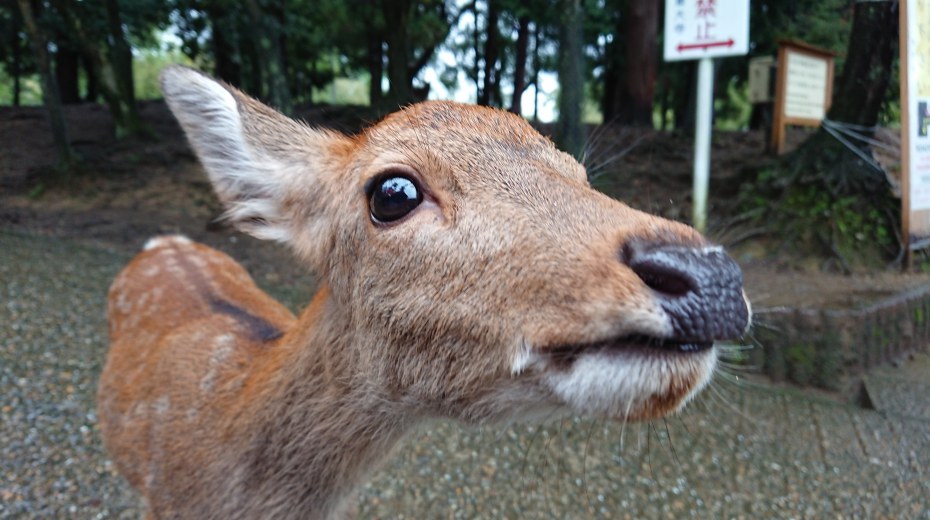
{"left": 236, "top": 284, "right": 417, "bottom": 518}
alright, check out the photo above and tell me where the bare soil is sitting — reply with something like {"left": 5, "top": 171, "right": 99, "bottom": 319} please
{"left": 2, "top": 102, "right": 929, "bottom": 312}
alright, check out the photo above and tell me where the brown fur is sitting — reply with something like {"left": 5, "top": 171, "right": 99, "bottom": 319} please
{"left": 98, "top": 66, "right": 748, "bottom": 519}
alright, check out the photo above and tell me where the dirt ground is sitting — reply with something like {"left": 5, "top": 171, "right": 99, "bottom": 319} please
{"left": 2, "top": 102, "right": 929, "bottom": 312}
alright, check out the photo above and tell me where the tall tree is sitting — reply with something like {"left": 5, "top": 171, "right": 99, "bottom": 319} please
{"left": 245, "top": 0, "right": 292, "bottom": 113}
{"left": 382, "top": 0, "right": 413, "bottom": 106}
{"left": 509, "top": 14, "right": 531, "bottom": 114}
{"left": 49, "top": 0, "right": 149, "bottom": 138}
{"left": 616, "top": 0, "right": 658, "bottom": 126}
{"left": 105, "top": 0, "right": 136, "bottom": 114}
{"left": 366, "top": 27, "right": 384, "bottom": 107}
{"left": 555, "top": 0, "right": 584, "bottom": 158}
{"left": 477, "top": 0, "right": 500, "bottom": 106}
{"left": 53, "top": 36, "right": 81, "bottom": 104}
{"left": 374, "top": 0, "right": 459, "bottom": 108}
{"left": 205, "top": 5, "right": 242, "bottom": 87}
{"left": 17, "top": 0, "right": 76, "bottom": 167}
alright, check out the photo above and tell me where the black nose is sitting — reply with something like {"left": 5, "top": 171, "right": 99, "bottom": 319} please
{"left": 625, "top": 244, "right": 749, "bottom": 341}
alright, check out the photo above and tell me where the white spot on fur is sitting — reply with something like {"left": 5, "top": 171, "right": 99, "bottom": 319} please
{"left": 153, "top": 396, "right": 170, "bottom": 416}
{"left": 115, "top": 291, "right": 133, "bottom": 313}
{"left": 144, "top": 235, "right": 192, "bottom": 251}
{"left": 201, "top": 334, "right": 236, "bottom": 392}
{"left": 511, "top": 341, "right": 534, "bottom": 375}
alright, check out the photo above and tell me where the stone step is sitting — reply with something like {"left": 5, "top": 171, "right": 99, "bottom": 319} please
{"left": 861, "top": 351, "right": 930, "bottom": 421}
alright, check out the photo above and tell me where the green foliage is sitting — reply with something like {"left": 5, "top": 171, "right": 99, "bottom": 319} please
{"left": 312, "top": 76, "right": 370, "bottom": 106}
{"left": 133, "top": 49, "right": 192, "bottom": 100}
{"left": 714, "top": 78, "right": 752, "bottom": 131}
{"left": 27, "top": 182, "right": 46, "bottom": 199}
{"left": 790, "top": 189, "right": 886, "bottom": 261}
{"left": 0, "top": 68, "right": 40, "bottom": 105}
{"left": 786, "top": 342, "right": 815, "bottom": 385}
{"left": 581, "top": 95, "right": 602, "bottom": 124}
{"left": 739, "top": 146, "right": 900, "bottom": 269}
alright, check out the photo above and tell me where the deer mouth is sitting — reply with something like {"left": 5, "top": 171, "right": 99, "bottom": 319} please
{"left": 531, "top": 333, "right": 719, "bottom": 422}
{"left": 543, "top": 334, "right": 714, "bottom": 367}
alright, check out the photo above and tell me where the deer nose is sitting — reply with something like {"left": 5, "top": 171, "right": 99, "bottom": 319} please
{"left": 624, "top": 244, "right": 749, "bottom": 341}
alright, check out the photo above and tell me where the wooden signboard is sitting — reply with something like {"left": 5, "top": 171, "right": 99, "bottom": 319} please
{"left": 771, "top": 40, "right": 836, "bottom": 154}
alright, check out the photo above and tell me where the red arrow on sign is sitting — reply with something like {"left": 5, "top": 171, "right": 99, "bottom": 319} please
{"left": 677, "top": 39, "right": 735, "bottom": 52}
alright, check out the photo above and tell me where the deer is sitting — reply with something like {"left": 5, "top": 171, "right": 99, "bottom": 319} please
{"left": 98, "top": 65, "right": 751, "bottom": 520}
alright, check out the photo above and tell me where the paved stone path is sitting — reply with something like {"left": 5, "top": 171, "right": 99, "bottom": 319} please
{"left": 1, "top": 231, "right": 927, "bottom": 519}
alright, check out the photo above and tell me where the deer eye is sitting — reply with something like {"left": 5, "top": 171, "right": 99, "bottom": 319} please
{"left": 369, "top": 175, "right": 423, "bottom": 223}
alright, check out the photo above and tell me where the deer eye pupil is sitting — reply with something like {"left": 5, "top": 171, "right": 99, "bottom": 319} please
{"left": 369, "top": 176, "right": 422, "bottom": 223}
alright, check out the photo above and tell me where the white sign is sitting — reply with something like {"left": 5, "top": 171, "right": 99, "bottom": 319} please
{"left": 783, "top": 50, "right": 830, "bottom": 120}
{"left": 663, "top": 0, "right": 750, "bottom": 62}
{"left": 905, "top": 0, "right": 930, "bottom": 211}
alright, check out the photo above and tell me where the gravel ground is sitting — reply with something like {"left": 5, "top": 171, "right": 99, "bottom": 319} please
{"left": 1, "top": 230, "right": 928, "bottom": 519}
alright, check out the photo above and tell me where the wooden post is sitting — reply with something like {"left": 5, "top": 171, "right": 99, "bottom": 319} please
{"left": 771, "top": 45, "right": 788, "bottom": 154}
{"left": 901, "top": 0, "right": 912, "bottom": 269}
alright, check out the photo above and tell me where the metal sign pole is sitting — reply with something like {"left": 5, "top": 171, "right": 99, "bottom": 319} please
{"left": 663, "top": 0, "right": 748, "bottom": 232}
{"left": 692, "top": 57, "right": 714, "bottom": 233}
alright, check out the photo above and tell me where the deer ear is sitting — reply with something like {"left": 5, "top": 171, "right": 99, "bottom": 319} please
{"left": 160, "top": 65, "right": 350, "bottom": 261}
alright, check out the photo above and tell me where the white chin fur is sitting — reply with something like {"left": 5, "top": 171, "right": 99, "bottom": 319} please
{"left": 540, "top": 348, "right": 717, "bottom": 420}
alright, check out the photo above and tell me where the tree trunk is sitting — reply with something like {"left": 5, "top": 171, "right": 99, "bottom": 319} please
{"left": 673, "top": 62, "right": 697, "bottom": 132}
{"left": 404, "top": 3, "right": 452, "bottom": 102}
{"left": 825, "top": 1, "right": 897, "bottom": 128}
{"left": 11, "top": 7, "right": 23, "bottom": 106}
{"left": 617, "top": 0, "right": 658, "bottom": 127}
{"left": 601, "top": 36, "right": 620, "bottom": 123}
{"left": 367, "top": 28, "right": 384, "bottom": 107}
{"left": 17, "top": 0, "right": 77, "bottom": 168}
{"left": 50, "top": 0, "right": 147, "bottom": 138}
{"left": 478, "top": 0, "right": 499, "bottom": 106}
{"left": 532, "top": 23, "right": 540, "bottom": 122}
{"left": 382, "top": 0, "right": 413, "bottom": 107}
{"left": 55, "top": 43, "right": 81, "bottom": 104}
{"left": 510, "top": 16, "right": 530, "bottom": 114}
{"left": 269, "top": 3, "right": 292, "bottom": 113}
{"left": 105, "top": 0, "right": 136, "bottom": 111}
{"left": 600, "top": 0, "right": 621, "bottom": 123}
{"left": 83, "top": 55, "right": 98, "bottom": 102}
{"left": 241, "top": 27, "right": 263, "bottom": 97}
{"left": 245, "top": 0, "right": 292, "bottom": 114}
{"left": 208, "top": 9, "right": 242, "bottom": 87}
{"left": 555, "top": 0, "right": 584, "bottom": 159}
{"left": 473, "top": 4, "right": 482, "bottom": 102}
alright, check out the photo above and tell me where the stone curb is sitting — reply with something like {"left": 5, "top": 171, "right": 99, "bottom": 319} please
{"left": 747, "top": 284, "right": 930, "bottom": 392}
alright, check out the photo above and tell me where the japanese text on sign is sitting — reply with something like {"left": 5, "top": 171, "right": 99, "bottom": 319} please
{"left": 663, "top": 0, "right": 749, "bottom": 61}
{"left": 783, "top": 50, "right": 831, "bottom": 120}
